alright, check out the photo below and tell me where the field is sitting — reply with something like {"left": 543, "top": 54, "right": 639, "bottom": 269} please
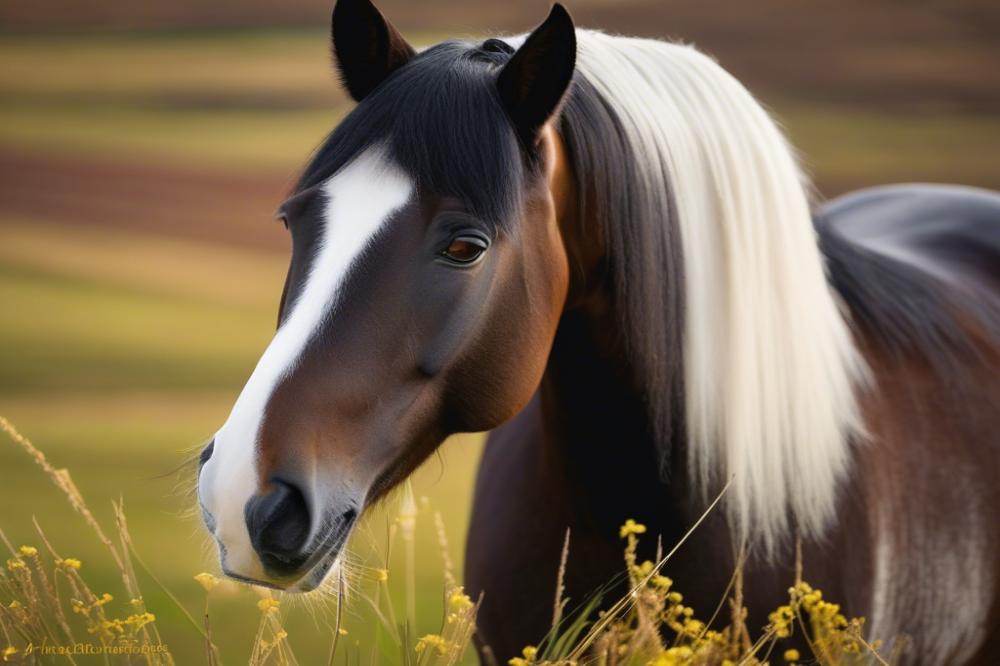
{"left": 1, "top": 3, "right": 999, "bottom": 663}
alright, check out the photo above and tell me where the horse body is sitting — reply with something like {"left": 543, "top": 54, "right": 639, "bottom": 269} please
{"left": 194, "top": 2, "right": 1000, "bottom": 662}
{"left": 467, "top": 184, "right": 1000, "bottom": 663}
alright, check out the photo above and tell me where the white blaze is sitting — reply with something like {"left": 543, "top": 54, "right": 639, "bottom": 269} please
{"left": 199, "top": 147, "right": 413, "bottom": 578}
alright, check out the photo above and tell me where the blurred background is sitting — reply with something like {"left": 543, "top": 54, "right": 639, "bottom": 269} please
{"left": 1, "top": 0, "right": 998, "bottom": 663}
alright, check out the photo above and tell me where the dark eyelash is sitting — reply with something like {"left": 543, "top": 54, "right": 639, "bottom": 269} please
{"left": 435, "top": 212, "right": 494, "bottom": 240}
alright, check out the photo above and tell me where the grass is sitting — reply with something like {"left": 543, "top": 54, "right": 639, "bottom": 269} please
{"left": 0, "top": 416, "right": 485, "bottom": 665}
{"left": 0, "top": 417, "right": 897, "bottom": 665}
{"left": 0, "top": 223, "right": 284, "bottom": 393}
{"left": 0, "top": 102, "right": 341, "bottom": 172}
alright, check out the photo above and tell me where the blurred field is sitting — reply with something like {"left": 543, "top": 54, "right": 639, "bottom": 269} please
{"left": 1, "top": 2, "right": 998, "bottom": 662}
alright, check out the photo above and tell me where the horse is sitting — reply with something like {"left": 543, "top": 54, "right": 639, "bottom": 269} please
{"left": 195, "top": 0, "right": 1000, "bottom": 662}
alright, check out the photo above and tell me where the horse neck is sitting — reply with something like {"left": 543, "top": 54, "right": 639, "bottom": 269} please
{"left": 540, "top": 309, "right": 665, "bottom": 529}
{"left": 539, "top": 172, "right": 689, "bottom": 533}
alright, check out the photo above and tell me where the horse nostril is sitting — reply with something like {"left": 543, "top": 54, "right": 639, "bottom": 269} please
{"left": 198, "top": 440, "right": 215, "bottom": 469}
{"left": 245, "top": 479, "right": 312, "bottom": 576}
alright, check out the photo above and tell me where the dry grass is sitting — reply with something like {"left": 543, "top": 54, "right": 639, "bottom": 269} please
{"left": 0, "top": 417, "right": 476, "bottom": 665}
{"left": 0, "top": 416, "right": 171, "bottom": 664}
{"left": 1, "top": 416, "right": 896, "bottom": 665}
{"left": 515, "top": 523, "right": 894, "bottom": 666}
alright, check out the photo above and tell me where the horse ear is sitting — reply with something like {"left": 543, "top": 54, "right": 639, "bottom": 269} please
{"left": 496, "top": 3, "right": 577, "bottom": 149}
{"left": 331, "top": 0, "right": 416, "bottom": 102}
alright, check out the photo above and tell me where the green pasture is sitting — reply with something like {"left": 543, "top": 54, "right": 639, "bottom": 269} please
{"left": 1, "top": 27, "right": 998, "bottom": 665}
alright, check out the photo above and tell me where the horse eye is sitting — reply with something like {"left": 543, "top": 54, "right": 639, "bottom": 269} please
{"left": 441, "top": 236, "right": 488, "bottom": 265}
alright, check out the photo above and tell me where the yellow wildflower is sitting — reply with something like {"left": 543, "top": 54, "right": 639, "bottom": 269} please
{"left": 18, "top": 546, "right": 37, "bottom": 557}
{"left": 57, "top": 558, "right": 82, "bottom": 570}
{"left": 415, "top": 634, "right": 449, "bottom": 655}
{"left": 2, "top": 646, "right": 17, "bottom": 662}
{"left": 769, "top": 604, "right": 795, "bottom": 638}
{"left": 448, "top": 587, "right": 474, "bottom": 614}
{"left": 635, "top": 560, "right": 654, "bottom": 576}
{"left": 619, "top": 519, "right": 647, "bottom": 539}
{"left": 128, "top": 612, "right": 156, "bottom": 628}
{"left": 101, "top": 619, "right": 125, "bottom": 635}
{"left": 375, "top": 568, "right": 389, "bottom": 582}
{"left": 508, "top": 645, "right": 537, "bottom": 665}
{"left": 5, "top": 558, "right": 25, "bottom": 571}
{"left": 784, "top": 648, "right": 800, "bottom": 662}
{"left": 651, "top": 646, "right": 694, "bottom": 666}
{"left": 194, "top": 572, "right": 220, "bottom": 592}
{"left": 653, "top": 574, "right": 672, "bottom": 589}
{"left": 705, "top": 629, "right": 726, "bottom": 645}
{"left": 257, "top": 598, "right": 280, "bottom": 613}
{"left": 683, "top": 618, "right": 704, "bottom": 635}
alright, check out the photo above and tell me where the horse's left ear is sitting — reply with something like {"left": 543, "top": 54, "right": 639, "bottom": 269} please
{"left": 497, "top": 3, "right": 577, "bottom": 149}
{"left": 331, "top": 0, "right": 416, "bottom": 102}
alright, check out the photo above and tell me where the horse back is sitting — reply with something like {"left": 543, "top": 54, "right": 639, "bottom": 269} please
{"left": 816, "top": 183, "right": 1000, "bottom": 663}
{"left": 818, "top": 183, "right": 1000, "bottom": 301}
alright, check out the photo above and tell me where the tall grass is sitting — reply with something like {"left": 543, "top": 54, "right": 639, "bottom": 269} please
{"left": 1, "top": 416, "right": 896, "bottom": 665}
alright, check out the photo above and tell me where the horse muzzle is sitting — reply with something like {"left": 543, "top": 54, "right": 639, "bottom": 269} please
{"left": 197, "top": 439, "right": 359, "bottom": 592}
{"left": 243, "top": 478, "right": 358, "bottom": 587}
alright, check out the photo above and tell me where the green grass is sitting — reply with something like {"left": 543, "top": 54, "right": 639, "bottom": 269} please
{"left": 0, "top": 101, "right": 342, "bottom": 171}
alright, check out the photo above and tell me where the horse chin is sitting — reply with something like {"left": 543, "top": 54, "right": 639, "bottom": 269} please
{"left": 255, "top": 551, "right": 341, "bottom": 594}
{"left": 286, "top": 553, "right": 340, "bottom": 593}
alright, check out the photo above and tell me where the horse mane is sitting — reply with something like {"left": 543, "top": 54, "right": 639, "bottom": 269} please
{"left": 560, "top": 31, "right": 869, "bottom": 553}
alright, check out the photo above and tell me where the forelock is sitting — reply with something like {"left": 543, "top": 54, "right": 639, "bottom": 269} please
{"left": 299, "top": 40, "right": 527, "bottom": 230}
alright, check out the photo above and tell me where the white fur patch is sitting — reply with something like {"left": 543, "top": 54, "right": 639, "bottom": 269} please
{"left": 868, "top": 474, "right": 995, "bottom": 661}
{"left": 199, "top": 147, "right": 413, "bottom": 579}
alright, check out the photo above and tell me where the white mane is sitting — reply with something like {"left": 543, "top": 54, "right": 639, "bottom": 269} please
{"left": 575, "top": 30, "right": 869, "bottom": 552}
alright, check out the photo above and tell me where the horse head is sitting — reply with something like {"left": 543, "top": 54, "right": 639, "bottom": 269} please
{"left": 197, "top": 0, "right": 579, "bottom": 590}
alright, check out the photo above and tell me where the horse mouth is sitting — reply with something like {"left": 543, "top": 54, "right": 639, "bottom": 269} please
{"left": 288, "top": 551, "right": 341, "bottom": 592}
{"left": 219, "top": 508, "right": 357, "bottom": 592}
{"left": 271, "top": 509, "right": 358, "bottom": 592}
